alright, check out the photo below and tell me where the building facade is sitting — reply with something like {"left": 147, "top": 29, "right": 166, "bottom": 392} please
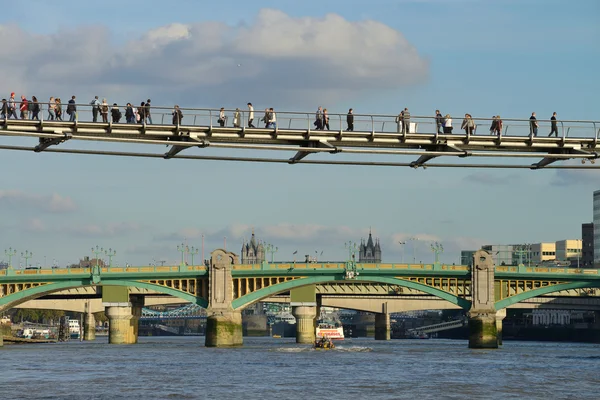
{"left": 529, "top": 243, "right": 556, "bottom": 264}
{"left": 594, "top": 190, "right": 600, "bottom": 266}
{"left": 555, "top": 239, "right": 582, "bottom": 264}
{"left": 582, "top": 223, "right": 594, "bottom": 267}
{"left": 481, "top": 244, "right": 516, "bottom": 266}
{"left": 241, "top": 231, "right": 265, "bottom": 264}
{"left": 359, "top": 231, "right": 382, "bottom": 263}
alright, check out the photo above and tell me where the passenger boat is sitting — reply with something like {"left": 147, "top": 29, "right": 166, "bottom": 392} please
{"left": 69, "top": 319, "right": 81, "bottom": 339}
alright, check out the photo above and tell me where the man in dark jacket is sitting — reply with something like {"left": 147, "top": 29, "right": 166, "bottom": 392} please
{"left": 346, "top": 108, "right": 354, "bottom": 131}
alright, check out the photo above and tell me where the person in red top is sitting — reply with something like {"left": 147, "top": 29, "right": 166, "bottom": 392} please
{"left": 20, "top": 95, "right": 29, "bottom": 119}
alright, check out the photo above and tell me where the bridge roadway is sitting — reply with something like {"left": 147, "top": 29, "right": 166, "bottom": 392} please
{"left": 1, "top": 249, "right": 599, "bottom": 347}
{"left": 1, "top": 106, "right": 599, "bottom": 169}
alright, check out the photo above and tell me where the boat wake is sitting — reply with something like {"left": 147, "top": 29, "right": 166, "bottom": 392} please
{"left": 332, "top": 346, "right": 373, "bottom": 352}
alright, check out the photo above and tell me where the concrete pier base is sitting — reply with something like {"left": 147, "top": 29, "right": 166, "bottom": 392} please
{"left": 205, "top": 311, "right": 243, "bottom": 347}
{"left": 468, "top": 311, "right": 498, "bottom": 349}
{"left": 83, "top": 309, "right": 96, "bottom": 341}
{"left": 106, "top": 306, "right": 134, "bottom": 344}
{"left": 496, "top": 309, "right": 507, "bottom": 346}
{"left": 292, "top": 306, "right": 316, "bottom": 344}
{"left": 374, "top": 312, "right": 391, "bottom": 340}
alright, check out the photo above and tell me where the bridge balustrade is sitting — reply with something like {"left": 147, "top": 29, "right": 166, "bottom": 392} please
{"left": 3, "top": 103, "right": 598, "bottom": 140}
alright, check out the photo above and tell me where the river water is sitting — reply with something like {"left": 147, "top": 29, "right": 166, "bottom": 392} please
{"left": 1, "top": 337, "right": 599, "bottom": 400}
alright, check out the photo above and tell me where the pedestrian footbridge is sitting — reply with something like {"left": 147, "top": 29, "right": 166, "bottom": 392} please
{"left": 1, "top": 106, "right": 598, "bottom": 169}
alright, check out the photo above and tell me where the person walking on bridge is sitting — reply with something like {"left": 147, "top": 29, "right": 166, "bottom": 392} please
{"left": 218, "top": 107, "right": 226, "bottom": 127}
{"left": 55, "top": 98, "right": 63, "bottom": 121}
{"left": 395, "top": 110, "right": 403, "bottom": 133}
{"left": 111, "top": 103, "right": 122, "bottom": 123}
{"left": 346, "top": 108, "right": 354, "bottom": 131}
{"left": 323, "top": 108, "right": 330, "bottom": 130}
{"left": 125, "top": 103, "right": 134, "bottom": 123}
{"left": 20, "top": 95, "right": 29, "bottom": 119}
{"left": 172, "top": 105, "right": 183, "bottom": 125}
{"left": 47, "top": 97, "right": 55, "bottom": 120}
{"left": 247, "top": 103, "right": 255, "bottom": 128}
{"left": 315, "top": 106, "right": 324, "bottom": 130}
{"left": 461, "top": 113, "right": 475, "bottom": 135}
{"left": 262, "top": 108, "right": 269, "bottom": 128}
{"left": 233, "top": 108, "right": 241, "bottom": 128}
{"left": 30, "top": 96, "right": 40, "bottom": 120}
{"left": 90, "top": 96, "right": 100, "bottom": 122}
{"left": 1, "top": 99, "right": 7, "bottom": 119}
{"left": 67, "top": 96, "right": 77, "bottom": 122}
{"left": 145, "top": 99, "right": 152, "bottom": 124}
{"left": 402, "top": 108, "right": 411, "bottom": 134}
{"left": 443, "top": 114, "right": 453, "bottom": 134}
{"left": 494, "top": 115, "right": 503, "bottom": 136}
{"left": 8, "top": 93, "right": 18, "bottom": 119}
{"left": 529, "top": 112, "right": 539, "bottom": 137}
{"left": 548, "top": 112, "right": 558, "bottom": 137}
{"left": 435, "top": 110, "right": 443, "bottom": 134}
{"left": 100, "top": 99, "right": 109, "bottom": 123}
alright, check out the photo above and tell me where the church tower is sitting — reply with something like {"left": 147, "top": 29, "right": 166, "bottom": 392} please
{"left": 241, "top": 229, "right": 266, "bottom": 264}
{"left": 359, "top": 229, "right": 382, "bottom": 263}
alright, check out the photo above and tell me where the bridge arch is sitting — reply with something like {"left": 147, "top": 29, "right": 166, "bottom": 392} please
{"left": 0, "top": 280, "right": 206, "bottom": 311}
{"left": 232, "top": 275, "right": 471, "bottom": 310}
{"left": 495, "top": 280, "right": 600, "bottom": 310}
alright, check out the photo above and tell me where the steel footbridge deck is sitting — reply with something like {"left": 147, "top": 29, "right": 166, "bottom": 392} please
{"left": 2, "top": 107, "right": 598, "bottom": 169}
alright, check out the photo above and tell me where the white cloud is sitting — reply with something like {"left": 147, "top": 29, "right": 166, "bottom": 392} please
{"left": 64, "top": 222, "right": 142, "bottom": 237}
{"left": 0, "top": 189, "right": 77, "bottom": 213}
{"left": 23, "top": 218, "right": 46, "bottom": 233}
{"left": 0, "top": 9, "right": 429, "bottom": 107}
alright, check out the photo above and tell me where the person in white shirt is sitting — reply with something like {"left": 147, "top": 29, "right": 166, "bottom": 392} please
{"left": 247, "top": 102, "right": 255, "bottom": 128}
{"left": 443, "top": 114, "right": 453, "bottom": 134}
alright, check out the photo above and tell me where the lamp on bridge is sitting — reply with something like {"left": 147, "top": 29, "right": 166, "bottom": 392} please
{"left": 397, "top": 241, "right": 406, "bottom": 263}
{"left": 345, "top": 241, "right": 358, "bottom": 262}
{"left": 264, "top": 243, "right": 278, "bottom": 263}
{"left": 4, "top": 247, "right": 17, "bottom": 268}
{"left": 189, "top": 246, "right": 198, "bottom": 266}
{"left": 408, "top": 237, "right": 419, "bottom": 264}
{"left": 91, "top": 246, "right": 104, "bottom": 270}
{"left": 431, "top": 242, "right": 444, "bottom": 264}
{"left": 21, "top": 250, "right": 32, "bottom": 268}
{"left": 177, "top": 243, "right": 188, "bottom": 266}
{"left": 105, "top": 248, "right": 116, "bottom": 268}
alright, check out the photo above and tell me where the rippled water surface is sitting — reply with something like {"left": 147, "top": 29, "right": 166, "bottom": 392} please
{"left": 2, "top": 337, "right": 599, "bottom": 399}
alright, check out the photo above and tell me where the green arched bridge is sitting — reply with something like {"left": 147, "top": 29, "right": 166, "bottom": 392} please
{"left": 1, "top": 249, "right": 599, "bottom": 348}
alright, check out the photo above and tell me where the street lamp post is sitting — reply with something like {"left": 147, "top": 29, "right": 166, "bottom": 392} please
{"left": 345, "top": 241, "right": 358, "bottom": 262}
{"left": 4, "top": 248, "right": 17, "bottom": 268}
{"left": 189, "top": 246, "right": 198, "bottom": 266}
{"left": 431, "top": 242, "right": 444, "bottom": 264}
{"left": 265, "top": 243, "right": 278, "bottom": 263}
{"left": 177, "top": 243, "right": 187, "bottom": 266}
{"left": 21, "top": 250, "right": 32, "bottom": 268}
{"left": 105, "top": 248, "right": 116, "bottom": 268}
{"left": 398, "top": 241, "right": 406, "bottom": 263}
{"left": 92, "top": 246, "right": 104, "bottom": 268}
{"left": 408, "top": 237, "right": 419, "bottom": 264}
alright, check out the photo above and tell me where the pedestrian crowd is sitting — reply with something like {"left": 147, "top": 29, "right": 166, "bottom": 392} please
{"left": 0, "top": 92, "right": 562, "bottom": 137}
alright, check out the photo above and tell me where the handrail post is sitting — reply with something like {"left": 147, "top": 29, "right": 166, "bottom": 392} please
{"left": 307, "top": 113, "right": 311, "bottom": 135}
{"left": 209, "top": 110, "right": 213, "bottom": 131}
{"left": 560, "top": 121, "right": 565, "bottom": 140}
{"left": 193, "top": 115, "right": 197, "bottom": 126}
{"left": 371, "top": 115, "right": 375, "bottom": 134}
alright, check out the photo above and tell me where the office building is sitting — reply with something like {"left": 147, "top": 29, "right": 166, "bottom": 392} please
{"left": 529, "top": 243, "right": 556, "bottom": 264}
{"left": 582, "top": 223, "right": 594, "bottom": 267}
{"left": 555, "top": 239, "right": 582, "bottom": 264}
{"left": 594, "top": 190, "right": 600, "bottom": 266}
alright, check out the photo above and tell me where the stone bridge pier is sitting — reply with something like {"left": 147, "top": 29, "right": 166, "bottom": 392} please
{"left": 468, "top": 250, "right": 498, "bottom": 349}
{"left": 374, "top": 303, "right": 391, "bottom": 341}
{"left": 104, "top": 286, "right": 144, "bottom": 345}
{"left": 205, "top": 249, "right": 243, "bottom": 347}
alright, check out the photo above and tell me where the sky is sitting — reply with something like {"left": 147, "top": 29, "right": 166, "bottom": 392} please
{"left": 1, "top": 0, "right": 599, "bottom": 267}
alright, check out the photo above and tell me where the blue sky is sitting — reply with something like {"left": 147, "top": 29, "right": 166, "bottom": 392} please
{"left": 1, "top": 0, "right": 599, "bottom": 267}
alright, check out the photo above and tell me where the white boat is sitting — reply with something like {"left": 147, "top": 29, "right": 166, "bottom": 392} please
{"left": 316, "top": 325, "right": 345, "bottom": 340}
{"left": 69, "top": 319, "right": 81, "bottom": 339}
